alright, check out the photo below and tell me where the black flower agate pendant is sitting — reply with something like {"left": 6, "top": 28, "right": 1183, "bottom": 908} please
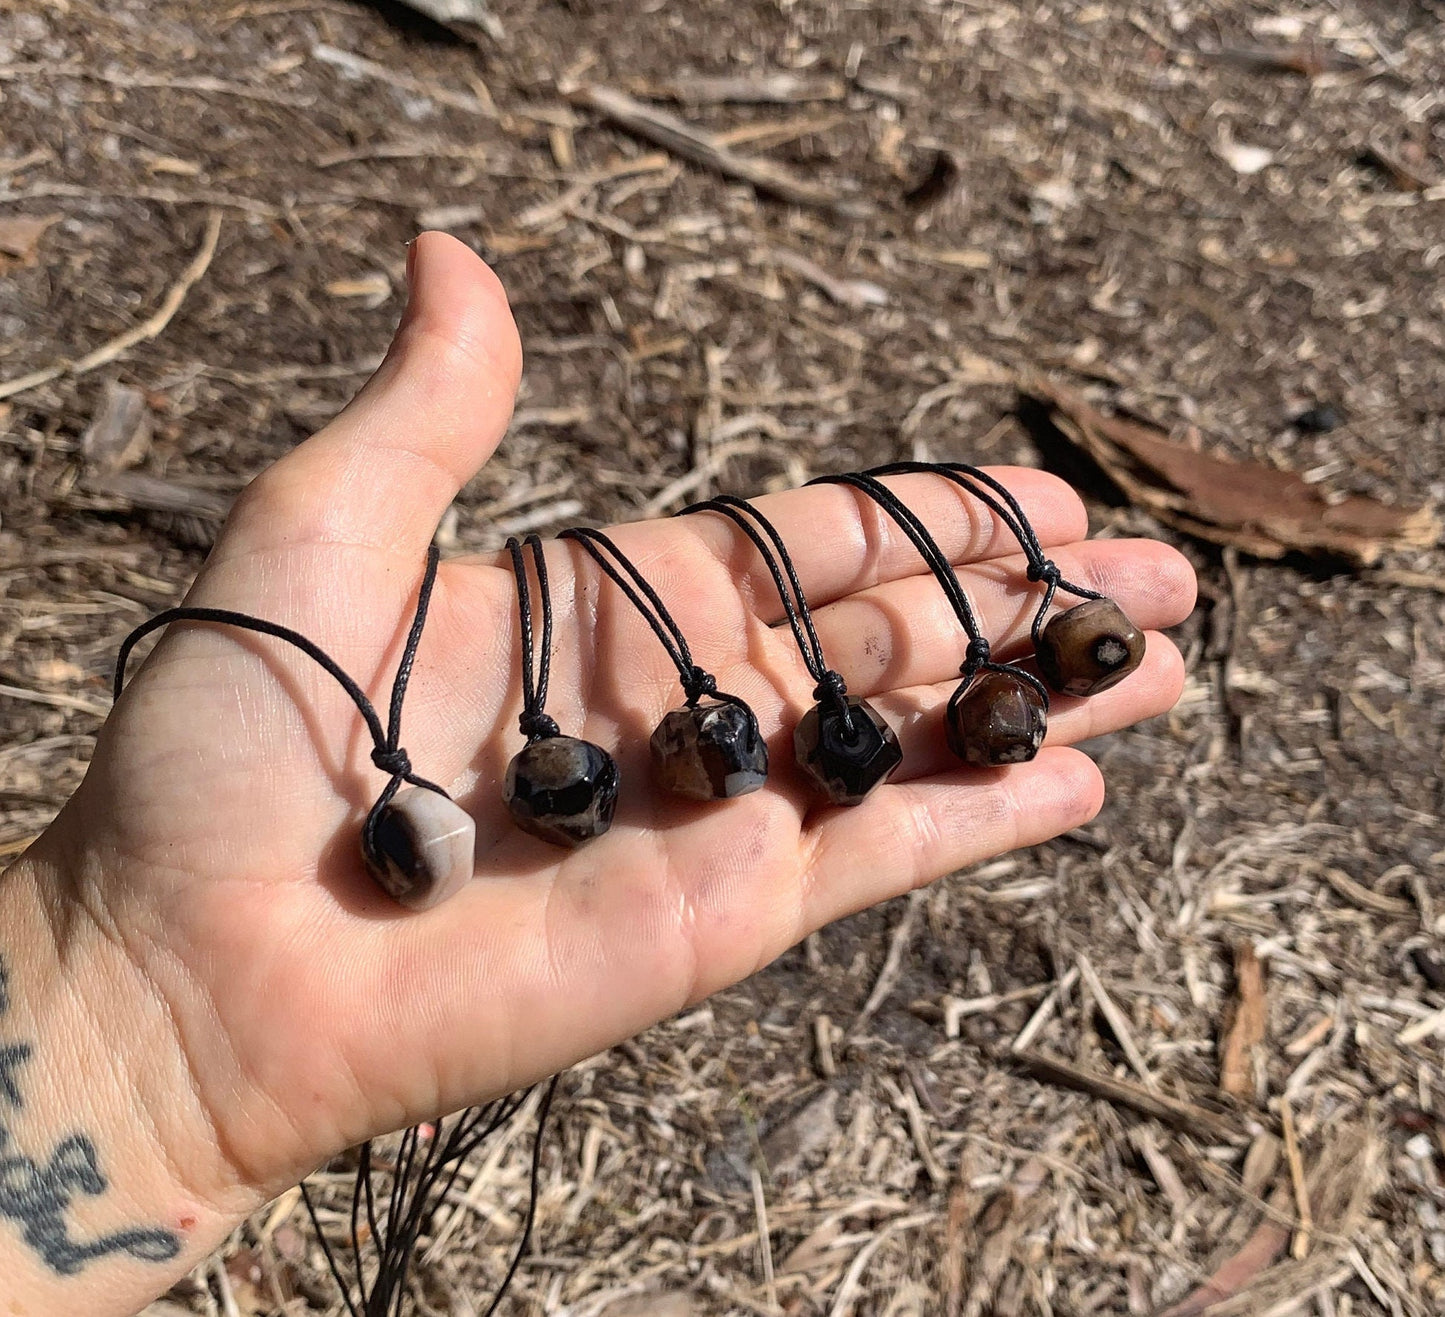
{"left": 504, "top": 734, "right": 619, "bottom": 848}
{"left": 946, "top": 670, "right": 1047, "bottom": 766}
{"left": 1035, "top": 597, "right": 1144, "bottom": 698}
{"left": 651, "top": 699, "right": 769, "bottom": 801}
{"left": 794, "top": 696, "right": 902, "bottom": 806}
{"left": 365, "top": 786, "right": 477, "bottom": 910}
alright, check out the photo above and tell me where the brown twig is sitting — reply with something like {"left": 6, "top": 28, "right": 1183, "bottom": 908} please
{"left": 0, "top": 210, "right": 223, "bottom": 402}
{"left": 1279, "top": 1099, "right": 1312, "bottom": 1259}
{"left": 1015, "top": 1049, "right": 1240, "bottom": 1142}
{"left": 567, "top": 83, "right": 874, "bottom": 217}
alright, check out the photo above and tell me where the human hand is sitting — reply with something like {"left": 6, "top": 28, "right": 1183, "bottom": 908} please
{"left": 1, "top": 232, "right": 1195, "bottom": 1313}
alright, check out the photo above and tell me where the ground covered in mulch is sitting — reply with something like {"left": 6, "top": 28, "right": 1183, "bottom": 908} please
{"left": 2, "top": 0, "right": 1444, "bottom": 1313}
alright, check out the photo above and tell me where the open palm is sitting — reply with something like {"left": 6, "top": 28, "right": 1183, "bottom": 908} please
{"left": 56, "top": 233, "right": 1195, "bottom": 1203}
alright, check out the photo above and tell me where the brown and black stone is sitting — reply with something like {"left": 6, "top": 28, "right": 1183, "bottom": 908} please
{"left": 504, "top": 735, "right": 619, "bottom": 847}
{"left": 946, "top": 670, "right": 1047, "bottom": 766}
{"left": 1036, "top": 597, "right": 1144, "bottom": 698}
{"left": 651, "top": 699, "right": 769, "bottom": 801}
{"left": 793, "top": 696, "right": 902, "bottom": 806}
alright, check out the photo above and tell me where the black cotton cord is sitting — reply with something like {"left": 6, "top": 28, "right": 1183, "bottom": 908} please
{"left": 811, "top": 472, "right": 1050, "bottom": 706}
{"left": 868, "top": 461, "right": 1103, "bottom": 649}
{"left": 680, "top": 494, "right": 855, "bottom": 733}
{"left": 112, "top": 544, "right": 450, "bottom": 868}
{"left": 559, "top": 526, "right": 747, "bottom": 712}
{"left": 506, "top": 534, "right": 562, "bottom": 743}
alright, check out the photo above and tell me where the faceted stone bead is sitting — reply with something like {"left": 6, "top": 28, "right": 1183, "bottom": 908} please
{"left": 793, "top": 696, "right": 902, "bottom": 806}
{"left": 1036, "top": 597, "right": 1145, "bottom": 697}
{"left": 651, "top": 699, "right": 769, "bottom": 801}
{"left": 504, "top": 735, "right": 619, "bottom": 848}
{"left": 364, "top": 786, "right": 476, "bottom": 911}
{"left": 946, "top": 671, "right": 1047, "bottom": 766}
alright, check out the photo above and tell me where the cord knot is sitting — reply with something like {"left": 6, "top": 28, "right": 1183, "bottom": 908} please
{"left": 519, "top": 711, "right": 561, "bottom": 741}
{"left": 371, "top": 745, "right": 413, "bottom": 779}
{"left": 682, "top": 666, "right": 718, "bottom": 703}
{"left": 813, "top": 670, "right": 849, "bottom": 706}
{"left": 961, "top": 637, "right": 992, "bottom": 677}
{"left": 1026, "top": 558, "right": 1061, "bottom": 585}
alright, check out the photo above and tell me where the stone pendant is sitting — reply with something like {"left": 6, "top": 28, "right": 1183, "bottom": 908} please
{"left": 504, "top": 734, "right": 620, "bottom": 847}
{"left": 364, "top": 786, "right": 476, "bottom": 911}
{"left": 793, "top": 696, "right": 902, "bottom": 806}
{"left": 1036, "top": 598, "right": 1144, "bottom": 698}
{"left": 651, "top": 699, "right": 769, "bottom": 801}
{"left": 946, "top": 670, "right": 1047, "bottom": 766}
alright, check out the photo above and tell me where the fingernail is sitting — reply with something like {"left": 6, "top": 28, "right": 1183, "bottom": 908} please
{"left": 405, "top": 239, "right": 419, "bottom": 293}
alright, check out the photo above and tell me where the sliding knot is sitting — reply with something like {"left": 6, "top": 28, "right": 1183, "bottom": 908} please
{"left": 961, "top": 637, "right": 992, "bottom": 677}
{"left": 519, "top": 710, "right": 561, "bottom": 741}
{"left": 813, "top": 670, "right": 848, "bottom": 706}
{"left": 371, "top": 745, "right": 412, "bottom": 779}
{"left": 1026, "top": 558, "right": 1061, "bottom": 585}
{"left": 682, "top": 666, "right": 718, "bottom": 703}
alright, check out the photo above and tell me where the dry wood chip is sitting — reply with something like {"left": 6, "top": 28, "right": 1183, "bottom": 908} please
{"left": 0, "top": 211, "right": 61, "bottom": 264}
{"left": 80, "top": 382, "right": 153, "bottom": 472}
{"left": 600, "top": 1295, "right": 700, "bottom": 1317}
{"left": 1025, "top": 376, "right": 1440, "bottom": 565}
{"left": 1219, "top": 942, "right": 1268, "bottom": 1101}
{"left": 649, "top": 71, "right": 846, "bottom": 105}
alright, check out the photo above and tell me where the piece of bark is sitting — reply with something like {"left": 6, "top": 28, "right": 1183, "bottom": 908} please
{"left": 1016, "top": 1048, "right": 1240, "bottom": 1142}
{"left": 1024, "top": 376, "right": 1439, "bottom": 565}
{"left": 80, "top": 381, "right": 153, "bottom": 471}
{"left": 568, "top": 83, "right": 874, "bottom": 218}
{"left": 1153, "top": 1190, "right": 1293, "bottom": 1316}
{"left": 1219, "top": 942, "right": 1268, "bottom": 1101}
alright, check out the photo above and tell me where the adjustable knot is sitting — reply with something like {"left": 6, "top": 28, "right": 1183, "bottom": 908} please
{"left": 519, "top": 710, "right": 561, "bottom": 741}
{"left": 813, "top": 670, "right": 849, "bottom": 706}
{"left": 962, "top": 637, "right": 992, "bottom": 676}
{"left": 371, "top": 745, "right": 413, "bottom": 779}
{"left": 682, "top": 666, "right": 718, "bottom": 703}
{"left": 1026, "top": 558, "right": 1061, "bottom": 585}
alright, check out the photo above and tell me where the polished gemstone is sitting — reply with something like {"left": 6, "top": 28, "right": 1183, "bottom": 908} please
{"left": 364, "top": 786, "right": 476, "bottom": 911}
{"left": 793, "top": 696, "right": 902, "bottom": 806}
{"left": 1036, "top": 597, "right": 1145, "bottom": 697}
{"left": 651, "top": 699, "right": 769, "bottom": 801}
{"left": 946, "top": 670, "right": 1047, "bottom": 766}
{"left": 504, "top": 735, "right": 619, "bottom": 847}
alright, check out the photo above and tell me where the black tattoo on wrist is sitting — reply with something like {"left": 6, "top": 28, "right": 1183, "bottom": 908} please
{"left": 0, "top": 955, "right": 183, "bottom": 1276}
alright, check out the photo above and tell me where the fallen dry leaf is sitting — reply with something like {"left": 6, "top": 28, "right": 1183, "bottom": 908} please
{"left": 1220, "top": 942, "right": 1268, "bottom": 1101}
{"left": 1026, "top": 377, "right": 1440, "bottom": 565}
{"left": 0, "top": 212, "right": 62, "bottom": 264}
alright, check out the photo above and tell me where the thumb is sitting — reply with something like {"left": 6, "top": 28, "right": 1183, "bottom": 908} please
{"left": 224, "top": 231, "right": 522, "bottom": 557}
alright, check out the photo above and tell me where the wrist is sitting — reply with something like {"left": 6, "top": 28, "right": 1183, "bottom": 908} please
{"left": 0, "top": 845, "right": 263, "bottom": 1316}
